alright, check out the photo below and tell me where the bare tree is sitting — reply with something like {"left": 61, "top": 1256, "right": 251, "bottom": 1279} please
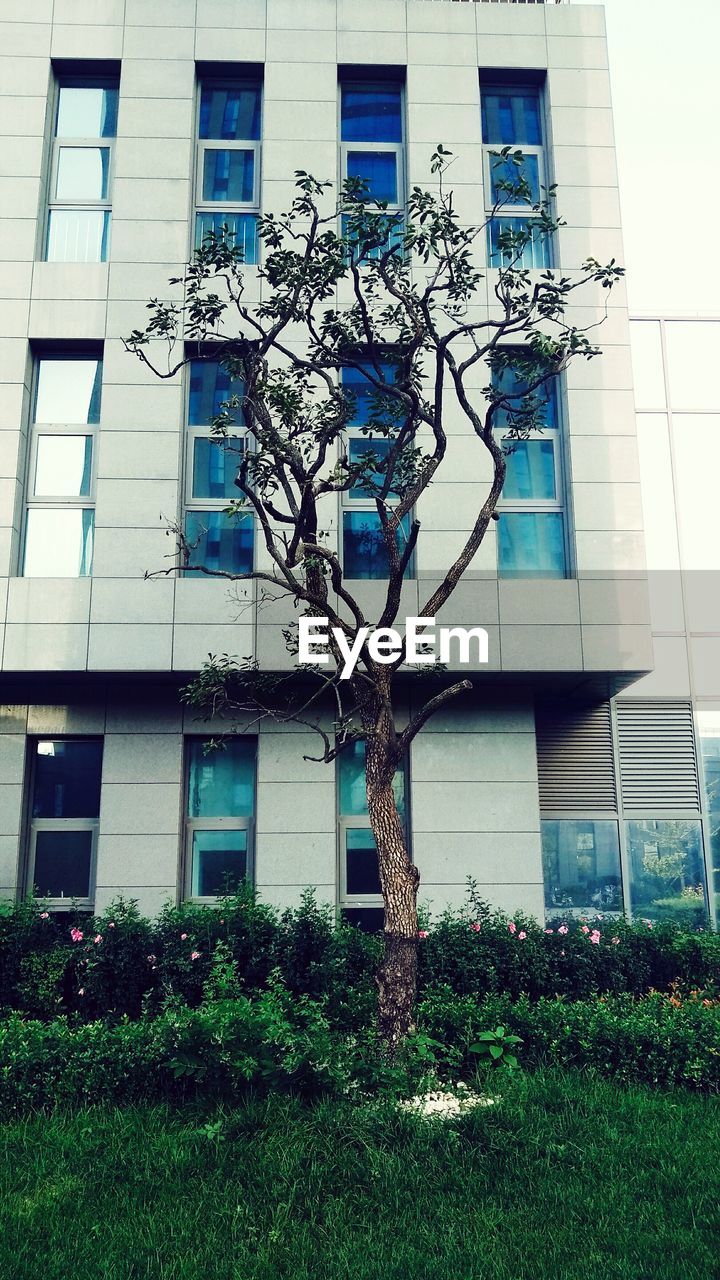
{"left": 125, "top": 149, "right": 623, "bottom": 1050}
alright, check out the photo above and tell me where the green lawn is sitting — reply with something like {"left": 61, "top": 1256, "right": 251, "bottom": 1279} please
{"left": 1, "top": 1069, "right": 717, "bottom": 1280}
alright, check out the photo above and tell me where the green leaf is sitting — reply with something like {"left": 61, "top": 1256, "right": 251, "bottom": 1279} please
{"left": 489, "top": 1044, "right": 503, "bottom": 1060}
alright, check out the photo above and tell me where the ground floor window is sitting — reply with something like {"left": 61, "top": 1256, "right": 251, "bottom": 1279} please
{"left": 26, "top": 738, "right": 103, "bottom": 906}
{"left": 626, "top": 819, "right": 707, "bottom": 928}
{"left": 542, "top": 820, "right": 623, "bottom": 916}
{"left": 185, "top": 737, "right": 256, "bottom": 900}
{"left": 337, "top": 740, "right": 408, "bottom": 931}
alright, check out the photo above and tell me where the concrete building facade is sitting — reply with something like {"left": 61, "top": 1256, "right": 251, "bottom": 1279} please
{"left": 0, "top": 0, "right": 712, "bottom": 929}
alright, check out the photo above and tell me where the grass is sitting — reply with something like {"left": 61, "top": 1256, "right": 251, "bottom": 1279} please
{"left": 0, "top": 1069, "right": 717, "bottom": 1280}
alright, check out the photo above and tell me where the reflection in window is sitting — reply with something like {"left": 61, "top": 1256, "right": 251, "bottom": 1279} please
{"left": 23, "top": 355, "right": 101, "bottom": 577}
{"left": 185, "top": 359, "right": 253, "bottom": 574}
{"left": 195, "top": 79, "right": 262, "bottom": 261}
{"left": 497, "top": 511, "right": 565, "bottom": 578}
{"left": 338, "top": 741, "right": 407, "bottom": 931}
{"left": 698, "top": 709, "right": 720, "bottom": 917}
{"left": 47, "top": 79, "right": 118, "bottom": 262}
{"left": 482, "top": 83, "right": 551, "bottom": 270}
{"left": 627, "top": 819, "right": 708, "bottom": 926}
{"left": 184, "top": 510, "right": 253, "bottom": 575}
{"left": 27, "top": 738, "right": 103, "bottom": 904}
{"left": 185, "top": 738, "right": 256, "bottom": 899}
{"left": 542, "top": 821, "right": 623, "bottom": 916}
{"left": 343, "top": 510, "right": 412, "bottom": 580}
{"left": 340, "top": 81, "right": 404, "bottom": 261}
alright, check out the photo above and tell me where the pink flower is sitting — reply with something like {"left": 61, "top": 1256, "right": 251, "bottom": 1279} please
{"left": 612, "top": 936, "right": 620, "bottom": 945}
{"left": 108, "top": 922, "right": 115, "bottom": 929}
{"left": 558, "top": 924, "right": 569, "bottom": 936}
{"left": 418, "top": 930, "right": 429, "bottom": 940}
{"left": 518, "top": 931, "right": 527, "bottom": 941}
{"left": 93, "top": 934, "right": 103, "bottom": 944}
{"left": 646, "top": 920, "right": 653, "bottom": 930}
{"left": 544, "top": 928, "right": 554, "bottom": 935}
{"left": 78, "top": 988, "right": 85, "bottom": 996}
{"left": 589, "top": 930, "right": 601, "bottom": 945}
{"left": 70, "top": 928, "right": 84, "bottom": 943}
{"left": 580, "top": 925, "right": 590, "bottom": 935}
{"left": 40, "top": 912, "right": 49, "bottom": 920}
{"left": 147, "top": 954, "right": 157, "bottom": 965}
{"left": 508, "top": 922, "right": 516, "bottom": 934}
{"left": 470, "top": 922, "right": 482, "bottom": 933}
{"left": 560, "top": 949, "right": 566, "bottom": 957}
{"left": 190, "top": 951, "right": 200, "bottom": 961}
{"left": 180, "top": 933, "right": 188, "bottom": 941}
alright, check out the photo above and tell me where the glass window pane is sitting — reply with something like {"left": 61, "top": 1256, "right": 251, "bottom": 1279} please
{"left": 23, "top": 508, "right": 94, "bottom": 577}
{"left": 192, "top": 437, "right": 243, "bottom": 500}
{"left": 500, "top": 436, "right": 556, "bottom": 501}
{"left": 493, "top": 362, "right": 558, "bottom": 431}
{"left": 664, "top": 320, "right": 720, "bottom": 412}
{"left": 342, "top": 362, "right": 398, "bottom": 428}
{"left": 627, "top": 819, "right": 708, "bottom": 926}
{"left": 338, "top": 739, "right": 405, "bottom": 818}
{"left": 341, "top": 86, "right": 402, "bottom": 144}
{"left": 489, "top": 152, "right": 540, "bottom": 206}
{"left": 199, "top": 85, "right": 261, "bottom": 141}
{"left": 346, "top": 828, "right": 382, "bottom": 896}
{"left": 46, "top": 209, "right": 111, "bottom": 263}
{"left": 348, "top": 438, "right": 399, "bottom": 499}
{"left": 698, "top": 708, "right": 720, "bottom": 917}
{"left": 56, "top": 147, "right": 110, "bottom": 201}
{"left": 497, "top": 511, "right": 565, "bottom": 578}
{"left": 191, "top": 829, "right": 248, "bottom": 897}
{"left": 187, "top": 738, "right": 256, "bottom": 818}
{"left": 195, "top": 212, "right": 258, "bottom": 264}
{"left": 56, "top": 86, "right": 118, "bottom": 139}
{"left": 35, "top": 359, "right": 102, "bottom": 425}
{"left": 346, "top": 151, "right": 398, "bottom": 204}
{"left": 482, "top": 88, "right": 542, "bottom": 146}
{"left": 32, "top": 739, "right": 103, "bottom": 819}
{"left": 629, "top": 320, "right": 665, "bottom": 410}
{"left": 34, "top": 436, "right": 92, "bottom": 497}
{"left": 343, "top": 510, "right": 413, "bottom": 579}
{"left": 189, "top": 361, "right": 244, "bottom": 425}
{"left": 542, "top": 820, "right": 623, "bottom": 916}
{"left": 488, "top": 217, "right": 551, "bottom": 270}
{"left": 341, "top": 906, "right": 384, "bottom": 932}
{"left": 202, "top": 148, "right": 254, "bottom": 203}
{"left": 184, "top": 510, "right": 253, "bottom": 575}
{"left": 33, "top": 829, "right": 92, "bottom": 899}
{"left": 341, "top": 213, "right": 404, "bottom": 263}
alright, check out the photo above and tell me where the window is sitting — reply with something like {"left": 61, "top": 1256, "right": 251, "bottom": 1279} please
{"left": 542, "top": 821, "right": 623, "bottom": 916}
{"left": 26, "top": 739, "right": 103, "bottom": 906}
{"left": 184, "top": 359, "right": 254, "bottom": 575}
{"left": 698, "top": 709, "right": 720, "bottom": 917}
{"left": 185, "top": 738, "right": 256, "bottom": 899}
{"left": 340, "top": 80, "right": 404, "bottom": 260}
{"left": 341, "top": 360, "right": 413, "bottom": 579}
{"left": 481, "top": 83, "right": 551, "bottom": 270}
{"left": 493, "top": 357, "right": 567, "bottom": 577}
{"left": 23, "top": 354, "right": 101, "bottom": 577}
{"left": 195, "top": 78, "right": 262, "bottom": 264}
{"left": 46, "top": 76, "right": 118, "bottom": 262}
{"left": 338, "top": 740, "right": 408, "bottom": 930}
{"left": 626, "top": 819, "right": 707, "bottom": 928}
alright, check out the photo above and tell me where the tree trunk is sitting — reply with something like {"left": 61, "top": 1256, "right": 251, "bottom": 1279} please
{"left": 364, "top": 727, "right": 420, "bottom": 1053}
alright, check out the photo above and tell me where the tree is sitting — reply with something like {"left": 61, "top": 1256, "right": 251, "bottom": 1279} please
{"left": 125, "top": 148, "right": 623, "bottom": 1050}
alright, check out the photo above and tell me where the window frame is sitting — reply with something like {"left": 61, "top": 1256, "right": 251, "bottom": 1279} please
{"left": 336, "top": 742, "right": 411, "bottom": 923}
{"left": 339, "top": 79, "right": 406, "bottom": 261}
{"left": 182, "top": 735, "right": 257, "bottom": 904}
{"left": 24, "top": 737, "right": 103, "bottom": 910}
{"left": 21, "top": 353, "right": 102, "bottom": 578}
{"left": 481, "top": 81, "right": 553, "bottom": 271}
{"left": 194, "top": 77, "right": 263, "bottom": 262}
{"left": 45, "top": 74, "right": 118, "bottom": 263}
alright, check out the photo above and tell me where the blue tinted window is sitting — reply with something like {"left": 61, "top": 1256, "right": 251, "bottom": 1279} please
{"left": 346, "top": 151, "right": 398, "bottom": 203}
{"left": 191, "top": 830, "right": 248, "bottom": 896}
{"left": 185, "top": 510, "right": 253, "bottom": 574}
{"left": 32, "top": 739, "right": 103, "bottom": 819}
{"left": 189, "top": 361, "right": 244, "bottom": 425}
{"left": 339, "top": 740, "right": 405, "bottom": 817}
{"left": 343, "top": 510, "right": 412, "bottom": 579}
{"left": 195, "top": 212, "right": 258, "bottom": 263}
{"left": 187, "top": 738, "right": 256, "bottom": 818}
{"left": 493, "top": 363, "right": 558, "bottom": 431}
{"left": 341, "top": 85, "right": 402, "bottom": 143}
{"left": 346, "top": 828, "right": 382, "bottom": 896}
{"left": 502, "top": 438, "right": 556, "bottom": 502}
{"left": 342, "top": 362, "right": 398, "bottom": 428}
{"left": 348, "top": 438, "right": 400, "bottom": 499}
{"left": 199, "top": 85, "right": 261, "bottom": 141}
{"left": 487, "top": 217, "right": 551, "bottom": 270}
{"left": 192, "top": 437, "right": 243, "bottom": 500}
{"left": 489, "top": 152, "right": 540, "bottom": 206}
{"left": 497, "top": 511, "right": 565, "bottom": 578}
{"left": 482, "top": 87, "right": 542, "bottom": 146}
{"left": 202, "top": 149, "right": 254, "bottom": 203}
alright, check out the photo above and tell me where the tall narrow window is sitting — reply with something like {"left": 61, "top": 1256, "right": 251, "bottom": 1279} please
{"left": 26, "top": 739, "right": 103, "bottom": 906}
{"left": 481, "top": 82, "right": 551, "bottom": 270}
{"left": 23, "top": 353, "right": 101, "bottom": 577}
{"left": 338, "top": 740, "right": 408, "bottom": 931}
{"left": 185, "top": 738, "right": 256, "bottom": 899}
{"left": 184, "top": 358, "right": 254, "bottom": 575}
{"left": 341, "top": 360, "right": 413, "bottom": 579}
{"left": 46, "top": 75, "right": 118, "bottom": 262}
{"left": 493, "top": 357, "right": 567, "bottom": 577}
{"left": 340, "top": 80, "right": 404, "bottom": 260}
{"left": 195, "top": 77, "right": 262, "bottom": 264}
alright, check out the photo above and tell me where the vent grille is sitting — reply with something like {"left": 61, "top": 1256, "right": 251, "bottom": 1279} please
{"left": 616, "top": 701, "right": 701, "bottom": 815}
{"left": 536, "top": 702, "right": 616, "bottom": 813}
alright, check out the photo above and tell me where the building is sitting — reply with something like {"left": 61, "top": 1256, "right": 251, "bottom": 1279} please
{"left": 0, "top": 0, "right": 714, "bottom": 930}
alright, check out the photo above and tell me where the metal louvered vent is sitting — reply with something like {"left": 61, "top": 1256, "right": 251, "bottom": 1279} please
{"left": 536, "top": 702, "right": 616, "bottom": 813}
{"left": 616, "top": 701, "right": 701, "bottom": 815}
